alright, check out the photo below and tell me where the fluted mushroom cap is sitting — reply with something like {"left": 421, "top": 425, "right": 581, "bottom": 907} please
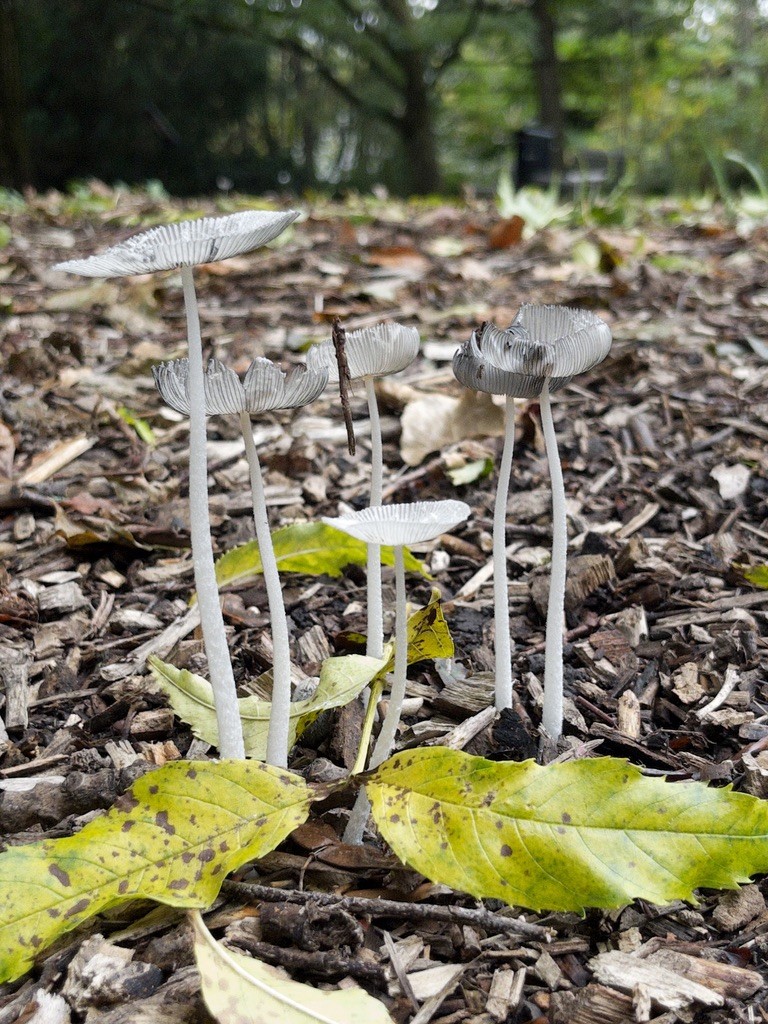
{"left": 453, "top": 304, "right": 611, "bottom": 399}
{"left": 153, "top": 357, "right": 328, "bottom": 417}
{"left": 307, "top": 321, "right": 420, "bottom": 383}
{"left": 323, "top": 500, "right": 470, "bottom": 547}
{"left": 53, "top": 210, "right": 299, "bottom": 278}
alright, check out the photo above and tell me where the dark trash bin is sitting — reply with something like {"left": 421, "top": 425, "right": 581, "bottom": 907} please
{"left": 515, "top": 126, "right": 555, "bottom": 188}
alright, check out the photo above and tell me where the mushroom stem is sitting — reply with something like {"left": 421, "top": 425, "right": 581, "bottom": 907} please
{"left": 493, "top": 395, "right": 516, "bottom": 710}
{"left": 181, "top": 265, "right": 244, "bottom": 760}
{"left": 539, "top": 382, "right": 567, "bottom": 740}
{"left": 343, "top": 544, "right": 408, "bottom": 844}
{"left": 370, "top": 545, "right": 408, "bottom": 766}
{"left": 238, "top": 409, "right": 292, "bottom": 768}
{"left": 364, "top": 376, "right": 384, "bottom": 660}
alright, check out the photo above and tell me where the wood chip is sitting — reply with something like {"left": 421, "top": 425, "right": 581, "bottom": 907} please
{"left": 671, "top": 662, "right": 705, "bottom": 704}
{"left": 551, "top": 982, "right": 635, "bottom": 1024}
{"left": 19, "top": 434, "right": 95, "bottom": 485}
{"left": 615, "top": 502, "right": 660, "bottom": 539}
{"left": 407, "top": 963, "right": 466, "bottom": 1002}
{"left": 486, "top": 967, "right": 525, "bottom": 1022}
{"left": 37, "top": 582, "right": 88, "bottom": 615}
{"left": 742, "top": 750, "right": 768, "bottom": 798}
{"left": 1, "top": 646, "right": 31, "bottom": 729}
{"left": 711, "top": 884, "right": 767, "bottom": 934}
{"left": 530, "top": 553, "right": 616, "bottom": 617}
{"left": 589, "top": 950, "right": 723, "bottom": 1011}
{"left": 616, "top": 690, "right": 641, "bottom": 739}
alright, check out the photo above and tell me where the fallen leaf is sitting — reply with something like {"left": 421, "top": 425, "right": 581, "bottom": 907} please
{"left": 191, "top": 910, "right": 395, "bottom": 1024}
{"left": 149, "top": 652, "right": 387, "bottom": 759}
{"left": 488, "top": 215, "right": 525, "bottom": 249}
{"left": 400, "top": 390, "right": 505, "bottom": 466}
{"left": 711, "top": 463, "right": 751, "bottom": 500}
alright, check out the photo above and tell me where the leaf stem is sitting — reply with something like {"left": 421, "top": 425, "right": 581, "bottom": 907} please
{"left": 181, "top": 265, "right": 244, "bottom": 760}
{"left": 493, "top": 395, "right": 516, "bottom": 710}
{"left": 350, "top": 676, "right": 385, "bottom": 778}
{"left": 239, "top": 409, "right": 292, "bottom": 768}
{"left": 539, "top": 382, "right": 567, "bottom": 740}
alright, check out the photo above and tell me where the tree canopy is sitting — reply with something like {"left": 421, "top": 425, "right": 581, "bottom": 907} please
{"left": 3, "top": 0, "right": 767, "bottom": 195}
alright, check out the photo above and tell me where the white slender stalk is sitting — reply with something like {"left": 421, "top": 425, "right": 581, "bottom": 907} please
{"left": 343, "top": 545, "right": 407, "bottom": 843}
{"left": 181, "top": 266, "right": 244, "bottom": 760}
{"left": 369, "top": 545, "right": 407, "bottom": 767}
{"left": 493, "top": 395, "right": 516, "bottom": 710}
{"left": 539, "top": 382, "right": 567, "bottom": 740}
{"left": 364, "top": 376, "right": 384, "bottom": 660}
{"left": 239, "top": 409, "right": 292, "bottom": 768}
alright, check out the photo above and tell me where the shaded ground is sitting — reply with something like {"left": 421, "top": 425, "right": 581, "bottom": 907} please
{"left": 1, "top": 187, "right": 768, "bottom": 1023}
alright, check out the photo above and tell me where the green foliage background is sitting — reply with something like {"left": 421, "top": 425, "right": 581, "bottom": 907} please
{"left": 6, "top": 0, "right": 768, "bottom": 195}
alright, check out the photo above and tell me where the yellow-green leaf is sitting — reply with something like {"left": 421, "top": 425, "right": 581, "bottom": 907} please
{"left": 382, "top": 591, "right": 454, "bottom": 674}
{"left": 367, "top": 748, "right": 768, "bottom": 913}
{"left": 446, "top": 457, "right": 493, "bottom": 486}
{"left": 191, "top": 910, "right": 395, "bottom": 1024}
{"left": 212, "top": 523, "right": 427, "bottom": 594}
{"left": 741, "top": 564, "right": 768, "bottom": 589}
{"left": 0, "top": 760, "right": 310, "bottom": 984}
{"left": 117, "top": 405, "right": 156, "bottom": 446}
{"left": 149, "top": 653, "right": 386, "bottom": 759}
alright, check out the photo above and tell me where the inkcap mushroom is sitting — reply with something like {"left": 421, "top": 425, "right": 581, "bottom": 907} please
{"left": 154, "top": 355, "right": 328, "bottom": 767}
{"left": 453, "top": 304, "right": 611, "bottom": 739}
{"left": 324, "top": 499, "right": 470, "bottom": 842}
{"left": 54, "top": 210, "right": 298, "bottom": 758}
{"left": 308, "top": 321, "right": 419, "bottom": 660}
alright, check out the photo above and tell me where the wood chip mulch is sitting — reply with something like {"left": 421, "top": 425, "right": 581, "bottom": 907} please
{"left": 1, "top": 189, "right": 768, "bottom": 1023}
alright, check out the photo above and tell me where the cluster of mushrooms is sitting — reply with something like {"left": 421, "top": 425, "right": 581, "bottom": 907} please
{"left": 53, "top": 210, "right": 612, "bottom": 818}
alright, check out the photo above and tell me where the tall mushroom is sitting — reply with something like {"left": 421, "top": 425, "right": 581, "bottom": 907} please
{"left": 453, "top": 305, "right": 611, "bottom": 739}
{"left": 308, "top": 321, "right": 419, "bottom": 660}
{"left": 54, "top": 210, "right": 298, "bottom": 758}
{"left": 153, "top": 356, "right": 328, "bottom": 767}
{"left": 324, "top": 500, "right": 471, "bottom": 842}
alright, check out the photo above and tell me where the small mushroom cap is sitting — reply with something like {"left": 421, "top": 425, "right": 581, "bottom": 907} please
{"left": 307, "top": 321, "right": 420, "bottom": 383}
{"left": 323, "top": 500, "right": 471, "bottom": 547}
{"left": 152, "top": 357, "right": 327, "bottom": 417}
{"left": 52, "top": 209, "right": 299, "bottom": 278}
{"left": 453, "top": 304, "right": 611, "bottom": 398}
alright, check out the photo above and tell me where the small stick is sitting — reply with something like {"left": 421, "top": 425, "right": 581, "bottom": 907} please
{"left": 331, "top": 316, "right": 356, "bottom": 456}
{"left": 223, "top": 880, "right": 551, "bottom": 940}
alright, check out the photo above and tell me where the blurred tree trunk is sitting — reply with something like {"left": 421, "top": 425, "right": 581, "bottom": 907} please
{"left": 0, "top": 0, "right": 31, "bottom": 188}
{"left": 382, "top": 0, "right": 441, "bottom": 192}
{"left": 397, "top": 47, "right": 441, "bottom": 194}
{"left": 530, "top": 0, "right": 564, "bottom": 172}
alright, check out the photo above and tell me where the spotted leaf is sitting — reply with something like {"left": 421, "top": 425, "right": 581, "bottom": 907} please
{"left": 366, "top": 748, "right": 768, "bottom": 913}
{"left": 0, "top": 760, "right": 311, "bottom": 983}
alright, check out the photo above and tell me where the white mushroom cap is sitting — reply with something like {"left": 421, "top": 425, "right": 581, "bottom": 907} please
{"left": 52, "top": 209, "right": 299, "bottom": 278}
{"left": 153, "top": 357, "right": 327, "bottom": 417}
{"left": 323, "top": 500, "right": 471, "bottom": 547}
{"left": 307, "top": 321, "right": 420, "bottom": 383}
{"left": 453, "top": 304, "right": 611, "bottom": 398}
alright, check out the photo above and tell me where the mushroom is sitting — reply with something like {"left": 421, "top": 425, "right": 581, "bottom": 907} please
{"left": 323, "top": 499, "right": 470, "bottom": 841}
{"left": 153, "top": 356, "right": 328, "bottom": 768}
{"left": 54, "top": 210, "right": 298, "bottom": 758}
{"left": 308, "top": 321, "right": 419, "bottom": 660}
{"left": 453, "top": 304, "right": 611, "bottom": 740}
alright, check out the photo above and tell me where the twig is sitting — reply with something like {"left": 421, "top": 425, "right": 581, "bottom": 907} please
{"left": 331, "top": 316, "right": 356, "bottom": 456}
{"left": 223, "top": 880, "right": 551, "bottom": 940}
